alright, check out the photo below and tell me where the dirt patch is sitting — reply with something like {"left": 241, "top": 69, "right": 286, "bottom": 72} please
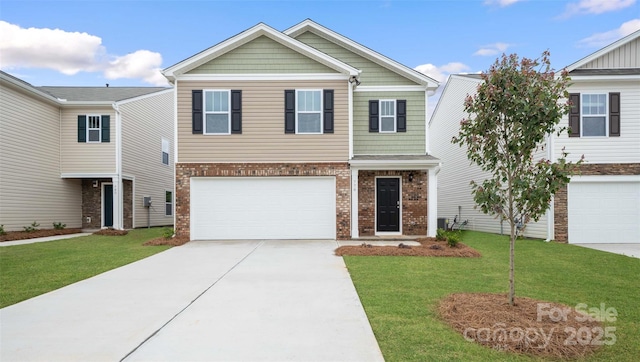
{"left": 439, "top": 293, "right": 604, "bottom": 359}
{"left": 93, "top": 229, "right": 129, "bottom": 236}
{"left": 335, "top": 238, "right": 481, "bottom": 257}
{"left": 0, "top": 228, "right": 83, "bottom": 242}
{"left": 143, "top": 236, "right": 190, "bottom": 246}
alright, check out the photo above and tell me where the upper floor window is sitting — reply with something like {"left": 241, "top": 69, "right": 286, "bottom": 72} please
{"left": 379, "top": 100, "right": 396, "bottom": 133}
{"left": 296, "top": 90, "right": 323, "bottom": 134}
{"left": 568, "top": 92, "right": 620, "bottom": 138}
{"left": 204, "top": 90, "right": 231, "bottom": 134}
{"left": 581, "top": 94, "right": 607, "bottom": 137}
{"left": 77, "top": 115, "right": 110, "bottom": 143}
{"left": 162, "top": 138, "right": 170, "bottom": 165}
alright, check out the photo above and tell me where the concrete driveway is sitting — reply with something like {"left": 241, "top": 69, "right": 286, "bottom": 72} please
{"left": 573, "top": 243, "right": 640, "bottom": 258}
{"left": 0, "top": 240, "right": 383, "bottom": 362}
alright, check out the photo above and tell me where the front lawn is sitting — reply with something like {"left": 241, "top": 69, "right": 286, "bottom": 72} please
{"left": 344, "top": 231, "right": 640, "bottom": 361}
{"left": 0, "top": 228, "right": 171, "bottom": 308}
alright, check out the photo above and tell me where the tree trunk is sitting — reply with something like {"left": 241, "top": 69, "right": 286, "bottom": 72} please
{"left": 509, "top": 221, "right": 515, "bottom": 306}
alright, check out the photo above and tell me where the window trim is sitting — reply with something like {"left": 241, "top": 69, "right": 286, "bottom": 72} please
{"left": 580, "top": 93, "right": 608, "bottom": 138}
{"left": 165, "top": 190, "right": 173, "bottom": 217}
{"left": 203, "top": 89, "right": 232, "bottom": 135}
{"left": 161, "top": 138, "right": 170, "bottom": 165}
{"left": 379, "top": 99, "right": 397, "bottom": 133}
{"left": 295, "top": 89, "right": 323, "bottom": 134}
{"left": 86, "top": 114, "right": 102, "bottom": 143}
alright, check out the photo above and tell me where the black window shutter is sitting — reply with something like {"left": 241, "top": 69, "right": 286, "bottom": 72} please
{"left": 569, "top": 93, "right": 580, "bottom": 137}
{"left": 397, "top": 100, "right": 407, "bottom": 132}
{"left": 369, "top": 100, "right": 379, "bottom": 132}
{"left": 101, "top": 115, "right": 110, "bottom": 143}
{"left": 284, "top": 90, "right": 295, "bottom": 134}
{"left": 192, "top": 90, "right": 203, "bottom": 134}
{"left": 323, "top": 89, "right": 334, "bottom": 133}
{"left": 609, "top": 92, "right": 620, "bottom": 137}
{"left": 77, "top": 115, "right": 86, "bottom": 143}
{"left": 231, "top": 90, "right": 242, "bottom": 134}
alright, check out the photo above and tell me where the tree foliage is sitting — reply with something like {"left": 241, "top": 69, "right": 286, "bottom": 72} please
{"left": 452, "top": 51, "right": 583, "bottom": 305}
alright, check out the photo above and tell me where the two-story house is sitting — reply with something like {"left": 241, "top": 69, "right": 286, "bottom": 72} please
{"left": 429, "top": 30, "right": 640, "bottom": 244}
{"left": 0, "top": 71, "right": 174, "bottom": 231}
{"left": 163, "top": 20, "right": 440, "bottom": 240}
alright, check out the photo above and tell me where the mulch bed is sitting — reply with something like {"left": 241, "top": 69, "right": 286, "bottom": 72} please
{"left": 439, "top": 293, "right": 604, "bottom": 359}
{"left": 93, "top": 229, "right": 129, "bottom": 236}
{"left": 143, "top": 236, "right": 190, "bottom": 246}
{"left": 334, "top": 237, "right": 481, "bottom": 257}
{"left": 0, "top": 228, "right": 83, "bottom": 242}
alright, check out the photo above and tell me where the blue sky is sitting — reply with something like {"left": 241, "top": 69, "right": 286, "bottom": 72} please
{"left": 1, "top": 0, "right": 639, "bottom": 89}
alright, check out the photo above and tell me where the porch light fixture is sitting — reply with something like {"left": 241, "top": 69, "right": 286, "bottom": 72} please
{"left": 92, "top": 180, "right": 99, "bottom": 188}
{"left": 349, "top": 76, "right": 361, "bottom": 86}
{"left": 408, "top": 173, "right": 414, "bottom": 182}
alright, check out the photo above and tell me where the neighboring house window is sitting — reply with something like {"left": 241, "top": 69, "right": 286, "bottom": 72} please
{"left": 296, "top": 90, "right": 322, "bottom": 134}
{"left": 204, "top": 90, "right": 231, "bottom": 134}
{"left": 192, "top": 90, "right": 242, "bottom": 135}
{"left": 165, "top": 191, "right": 173, "bottom": 216}
{"left": 369, "top": 99, "right": 406, "bottom": 133}
{"left": 162, "top": 138, "right": 170, "bottom": 165}
{"left": 77, "top": 115, "right": 110, "bottom": 143}
{"left": 284, "top": 89, "right": 334, "bottom": 134}
{"left": 379, "top": 100, "right": 396, "bottom": 133}
{"left": 569, "top": 92, "right": 620, "bottom": 138}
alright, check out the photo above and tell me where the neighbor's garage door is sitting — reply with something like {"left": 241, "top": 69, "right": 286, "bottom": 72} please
{"left": 190, "top": 177, "right": 336, "bottom": 240}
{"left": 568, "top": 179, "right": 640, "bottom": 244}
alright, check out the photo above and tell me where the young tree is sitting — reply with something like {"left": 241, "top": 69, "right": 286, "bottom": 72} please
{"left": 453, "top": 51, "right": 582, "bottom": 306}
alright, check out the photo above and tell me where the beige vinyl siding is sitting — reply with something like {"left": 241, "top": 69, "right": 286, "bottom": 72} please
{"left": 579, "top": 38, "right": 639, "bottom": 69}
{"left": 60, "top": 107, "right": 116, "bottom": 174}
{"left": 0, "top": 83, "right": 81, "bottom": 231}
{"left": 353, "top": 91, "right": 425, "bottom": 155}
{"left": 556, "top": 81, "right": 640, "bottom": 164}
{"left": 429, "top": 76, "right": 548, "bottom": 239}
{"left": 294, "top": 31, "right": 419, "bottom": 86}
{"left": 178, "top": 80, "right": 348, "bottom": 162}
{"left": 187, "top": 36, "right": 337, "bottom": 74}
{"left": 120, "top": 90, "right": 174, "bottom": 228}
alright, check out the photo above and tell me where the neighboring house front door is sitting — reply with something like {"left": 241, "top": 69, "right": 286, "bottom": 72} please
{"left": 103, "top": 184, "right": 114, "bottom": 228}
{"left": 376, "top": 177, "right": 400, "bottom": 232}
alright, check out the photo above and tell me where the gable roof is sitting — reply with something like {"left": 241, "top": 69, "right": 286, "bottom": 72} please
{"left": 0, "top": 70, "right": 61, "bottom": 105}
{"left": 162, "top": 22, "right": 360, "bottom": 82}
{"left": 566, "top": 29, "right": 640, "bottom": 72}
{"left": 38, "top": 86, "right": 169, "bottom": 102}
{"left": 284, "top": 19, "right": 439, "bottom": 89}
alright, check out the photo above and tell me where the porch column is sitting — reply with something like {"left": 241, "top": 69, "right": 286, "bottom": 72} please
{"left": 427, "top": 167, "right": 438, "bottom": 237}
{"left": 351, "top": 168, "right": 359, "bottom": 238}
{"left": 111, "top": 176, "right": 122, "bottom": 230}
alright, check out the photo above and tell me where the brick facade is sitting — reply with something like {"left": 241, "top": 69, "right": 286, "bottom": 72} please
{"left": 358, "top": 170, "right": 428, "bottom": 236}
{"left": 81, "top": 179, "right": 110, "bottom": 229}
{"left": 175, "top": 162, "right": 351, "bottom": 239}
{"left": 123, "top": 180, "right": 133, "bottom": 229}
{"left": 554, "top": 163, "right": 640, "bottom": 242}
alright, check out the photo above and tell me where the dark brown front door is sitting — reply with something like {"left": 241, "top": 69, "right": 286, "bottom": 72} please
{"left": 376, "top": 178, "right": 400, "bottom": 232}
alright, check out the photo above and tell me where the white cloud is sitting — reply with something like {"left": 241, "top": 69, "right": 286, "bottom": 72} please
{"left": 0, "top": 21, "right": 168, "bottom": 85}
{"left": 561, "top": 0, "right": 636, "bottom": 17}
{"left": 483, "top": 0, "right": 524, "bottom": 7}
{"left": 473, "top": 42, "right": 511, "bottom": 56}
{"left": 577, "top": 18, "right": 640, "bottom": 47}
{"left": 414, "top": 62, "right": 471, "bottom": 83}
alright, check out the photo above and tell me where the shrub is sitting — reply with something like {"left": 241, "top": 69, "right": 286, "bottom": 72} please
{"left": 23, "top": 221, "right": 40, "bottom": 233}
{"left": 0, "top": 225, "right": 5, "bottom": 235}
{"left": 162, "top": 227, "right": 175, "bottom": 239}
{"left": 447, "top": 231, "right": 462, "bottom": 248}
{"left": 53, "top": 222, "right": 66, "bottom": 230}
{"left": 436, "top": 228, "right": 448, "bottom": 241}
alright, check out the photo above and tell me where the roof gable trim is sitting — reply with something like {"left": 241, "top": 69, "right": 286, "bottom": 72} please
{"left": 567, "top": 29, "right": 640, "bottom": 71}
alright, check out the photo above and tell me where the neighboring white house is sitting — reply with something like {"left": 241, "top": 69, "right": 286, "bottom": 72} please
{"left": 429, "top": 30, "right": 640, "bottom": 244}
{"left": 0, "top": 71, "right": 175, "bottom": 231}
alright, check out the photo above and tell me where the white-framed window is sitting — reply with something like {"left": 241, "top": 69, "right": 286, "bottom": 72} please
{"left": 161, "top": 138, "right": 170, "bottom": 165}
{"left": 581, "top": 93, "right": 607, "bottom": 137}
{"left": 87, "top": 115, "right": 102, "bottom": 142}
{"left": 379, "top": 100, "right": 396, "bottom": 133}
{"left": 296, "top": 89, "right": 322, "bottom": 134}
{"left": 165, "top": 190, "right": 173, "bottom": 216}
{"left": 204, "top": 90, "right": 231, "bottom": 134}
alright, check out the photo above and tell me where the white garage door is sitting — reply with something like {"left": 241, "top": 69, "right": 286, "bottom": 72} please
{"left": 190, "top": 177, "right": 336, "bottom": 240}
{"left": 568, "top": 179, "right": 640, "bottom": 244}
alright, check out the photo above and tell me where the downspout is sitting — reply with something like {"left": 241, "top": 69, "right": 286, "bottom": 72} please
{"left": 173, "top": 80, "right": 178, "bottom": 231}
{"left": 112, "top": 102, "right": 124, "bottom": 230}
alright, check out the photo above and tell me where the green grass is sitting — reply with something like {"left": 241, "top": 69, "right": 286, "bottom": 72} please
{"left": 344, "top": 231, "right": 640, "bottom": 361}
{"left": 0, "top": 228, "right": 171, "bottom": 308}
